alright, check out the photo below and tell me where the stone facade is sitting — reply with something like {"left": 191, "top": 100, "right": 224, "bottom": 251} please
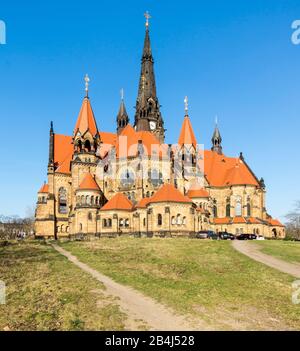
{"left": 35, "top": 21, "right": 285, "bottom": 240}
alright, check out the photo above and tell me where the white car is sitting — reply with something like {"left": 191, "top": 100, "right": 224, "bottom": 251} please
{"left": 256, "top": 235, "right": 265, "bottom": 240}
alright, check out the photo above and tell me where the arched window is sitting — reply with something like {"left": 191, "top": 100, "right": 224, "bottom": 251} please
{"left": 125, "top": 219, "right": 129, "bottom": 227}
{"left": 88, "top": 212, "right": 92, "bottom": 221}
{"left": 157, "top": 214, "right": 162, "bottom": 226}
{"left": 226, "top": 197, "right": 231, "bottom": 217}
{"left": 119, "top": 218, "right": 124, "bottom": 227}
{"left": 143, "top": 218, "right": 146, "bottom": 227}
{"left": 66, "top": 226, "right": 69, "bottom": 233}
{"left": 81, "top": 195, "right": 85, "bottom": 204}
{"left": 146, "top": 191, "right": 150, "bottom": 197}
{"left": 171, "top": 216, "right": 176, "bottom": 225}
{"left": 213, "top": 205, "right": 217, "bottom": 218}
{"left": 148, "top": 169, "right": 163, "bottom": 187}
{"left": 103, "top": 219, "right": 107, "bottom": 227}
{"left": 76, "top": 140, "right": 82, "bottom": 152}
{"left": 235, "top": 196, "right": 242, "bottom": 216}
{"left": 247, "top": 197, "right": 251, "bottom": 217}
{"left": 120, "top": 169, "right": 135, "bottom": 187}
{"left": 79, "top": 223, "right": 83, "bottom": 232}
{"left": 61, "top": 225, "right": 64, "bottom": 233}
{"left": 108, "top": 218, "right": 112, "bottom": 227}
{"left": 176, "top": 214, "right": 182, "bottom": 225}
{"left": 58, "top": 187, "right": 67, "bottom": 214}
{"left": 91, "top": 196, "right": 94, "bottom": 205}
{"left": 84, "top": 140, "right": 91, "bottom": 152}
{"left": 182, "top": 217, "right": 186, "bottom": 225}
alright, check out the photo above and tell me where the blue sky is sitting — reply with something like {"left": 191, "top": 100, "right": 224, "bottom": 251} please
{"left": 0, "top": 0, "right": 300, "bottom": 221}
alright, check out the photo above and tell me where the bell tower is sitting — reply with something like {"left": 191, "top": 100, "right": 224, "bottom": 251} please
{"left": 134, "top": 12, "right": 165, "bottom": 143}
{"left": 211, "top": 117, "right": 223, "bottom": 155}
{"left": 116, "top": 89, "right": 129, "bottom": 135}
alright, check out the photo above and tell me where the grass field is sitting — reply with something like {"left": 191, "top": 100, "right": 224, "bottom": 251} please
{"left": 254, "top": 240, "right": 300, "bottom": 264}
{"left": 61, "top": 238, "right": 300, "bottom": 330}
{"left": 0, "top": 241, "right": 126, "bottom": 331}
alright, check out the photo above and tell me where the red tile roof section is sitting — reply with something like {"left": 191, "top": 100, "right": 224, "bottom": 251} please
{"left": 78, "top": 173, "right": 101, "bottom": 191}
{"left": 100, "top": 193, "right": 134, "bottom": 211}
{"left": 149, "top": 183, "right": 192, "bottom": 204}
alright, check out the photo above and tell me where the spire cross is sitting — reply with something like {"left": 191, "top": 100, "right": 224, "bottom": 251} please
{"left": 84, "top": 74, "right": 90, "bottom": 97}
{"left": 144, "top": 11, "right": 151, "bottom": 28}
{"left": 184, "top": 96, "right": 188, "bottom": 115}
{"left": 120, "top": 88, "right": 124, "bottom": 101}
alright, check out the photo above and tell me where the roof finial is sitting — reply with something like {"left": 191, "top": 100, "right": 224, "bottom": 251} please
{"left": 120, "top": 88, "right": 124, "bottom": 101}
{"left": 84, "top": 74, "right": 90, "bottom": 97}
{"left": 144, "top": 11, "right": 151, "bottom": 28}
{"left": 184, "top": 96, "right": 188, "bottom": 115}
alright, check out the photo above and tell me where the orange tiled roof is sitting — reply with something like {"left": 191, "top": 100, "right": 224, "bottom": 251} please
{"left": 74, "top": 97, "right": 98, "bottom": 137}
{"left": 136, "top": 197, "right": 152, "bottom": 208}
{"left": 100, "top": 192, "right": 134, "bottom": 211}
{"left": 232, "top": 216, "right": 247, "bottom": 224}
{"left": 38, "top": 183, "right": 49, "bottom": 193}
{"left": 214, "top": 217, "right": 231, "bottom": 224}
{"left": 78, "top": 173, "right": 101, "bottom": 191}
{"left": 247, "top": 217, "right": 262, "bottom": 224}
{"left": 178, "top": 115, "right": 197, "bottom": 148}
{"left": 149, "top": 183, "right": 192, "bottom": 204}
{"left": 116, "top": 124, "right": 168, "bottom": 158}
{"left": 52, "top": 128, "right": 260, "bottom": 188}
{"left": 268, "top": 218, "right": 284, "bottom": 227}
{"left": 203, "top": 150, "right": 259, "bottom": 187}
{"left": 187, "top": 188, "right": 209, "bottom": 198}
{"left": 54, "top": 134, "right": 73, "bottom": 174}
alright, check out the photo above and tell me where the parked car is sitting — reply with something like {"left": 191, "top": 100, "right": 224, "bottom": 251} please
{"left": 195, "top": 231, "right": 218, "bottom": 240}
{"left": 256, "top": 235, "right": 265, "bottom": 241}
{"left": 236, "top": 233, "right": 257, "bottom": 240}
{"left": 218, "top": 232, "right": 235, "bottom": 240}
{"left": 207, "top": 231, "right": 219, "bottom": 240}
{"left": 195, "top": 231, "right": 209, "bottom": 239}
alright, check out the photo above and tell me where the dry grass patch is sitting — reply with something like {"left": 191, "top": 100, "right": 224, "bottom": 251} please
{"left": 61, "top": 237, "right": 300, "bottom": 330}
{"left": 0, "top": 240, "right": 126, "bottom": 331}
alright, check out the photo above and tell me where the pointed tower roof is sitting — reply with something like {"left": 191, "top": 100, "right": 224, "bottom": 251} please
{"left": 134, "top": 13, "right": 164, "bottom": 142}
{"left": 118, "top": 99, "right": 128, "bottom": 119}
{"left": 142, "top": 25, "right": 152, "bottom": 61}
{"left": 212, "top": 125, "right": 222, "bottom": 141}
{"left": 100, "top": 193, "right": 134, "bottom": 211}
{"left": 38, "top": 183, "right": 49, "bottom": 193}
{"left": 74, "top": 97, "right": 98, "bottom": 137}
{"left": 149, "top": 183, "right": 192, "bottom": 204}
{"left": 211, "top": 117, "right": 223, "bottom": 154}
{"left": 178, "top": 115, "right": 197, "bottom": 148}
{"left": 78, "top": 173, "right": 101, "bottom": 191}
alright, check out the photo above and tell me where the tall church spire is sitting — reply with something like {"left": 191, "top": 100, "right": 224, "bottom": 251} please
{"left": 48, "top": 121, "right": 54, "bottom": 167}
{"left": 117, "top": 88, "right": 129, "bottom": 135}
{"left": 134, "top": 12, "right": 165, "bottom": 143}
{"left": 211, "top": 116, "right": 223, "bottom": 155}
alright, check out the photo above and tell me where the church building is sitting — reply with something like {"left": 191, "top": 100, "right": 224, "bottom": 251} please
{"left": 35, "top": 14, "right": 285, "bottom": 239}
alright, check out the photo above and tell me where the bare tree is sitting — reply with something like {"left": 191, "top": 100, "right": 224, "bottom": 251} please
{"left": 285, "top": 201, "right": 300, "bottom": 240}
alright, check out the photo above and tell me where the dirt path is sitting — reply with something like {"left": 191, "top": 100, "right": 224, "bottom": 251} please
{"left": 232, "top": 241, "right": 300, "bottom": 278}
{"left": 52, "top": 244, "right": 209, "bottom": 331}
